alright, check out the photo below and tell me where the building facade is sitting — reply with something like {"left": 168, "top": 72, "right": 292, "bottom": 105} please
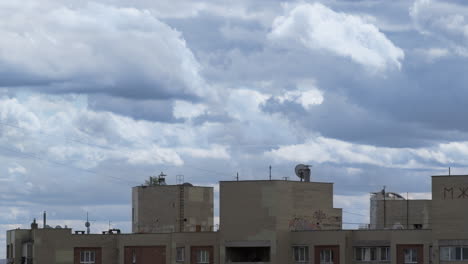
{"left": 6, "top": 173, "right": 468, "bottom": 264}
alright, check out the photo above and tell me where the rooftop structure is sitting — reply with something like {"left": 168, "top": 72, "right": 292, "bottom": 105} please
{"left": 6, "top": 168, "right": 468, "bottom": 264}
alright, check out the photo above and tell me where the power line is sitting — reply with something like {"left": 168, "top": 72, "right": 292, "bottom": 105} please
{"left": 343, "top": 210, "right": 368, "bottom": 217}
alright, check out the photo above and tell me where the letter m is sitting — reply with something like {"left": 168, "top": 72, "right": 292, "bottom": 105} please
{"left": 444, "top": 187, "right": 454, "bottom": 200}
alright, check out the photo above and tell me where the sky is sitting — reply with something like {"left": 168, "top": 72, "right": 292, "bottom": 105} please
{"left": 1, "top": 0, "right": 468, "bottom": 257}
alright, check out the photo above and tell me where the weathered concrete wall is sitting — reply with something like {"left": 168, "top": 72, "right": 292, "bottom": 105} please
{"left": 132, "top": 185, "right": 213, "bottom": 233}
{"left": 31, "top": 229, "right": 118, "bottom": 264}
{"left": 219, "top": 180, "right": 342, "bottom": 264}
{"left": 291, "top": 229, "right": 432, "bottom": 264}
{"left": 432, "top": 176, "right": 468, "bottom": 239}
{"left": 371, "top": 199, "right": 431, "bottom": 229}
{"left": 6, "top": 229, "right": 31, "bottom": 264}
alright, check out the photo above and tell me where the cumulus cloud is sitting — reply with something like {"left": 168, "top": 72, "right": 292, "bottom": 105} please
{"left": 8, "top": 165, "right": 27, "bottom": 175}
{"left": 269, "top": 3, "right": 404, "bottom": 71}
{"left": 266, "top": 136, "right": 468, "bottom": 169}
{"left": 0, "top": 1, "right": 209, "bottom": 100}
{"left": 173, "top": 100, "right": 208, "bottom": 120}
{"left": 275, "top": 79, "right": 324, "bottom": 110}
{"left": 410, "top": 0, "right": 468, "bottom": 57}
{"left": 177, "top": 145, "right": 230, "bottom": 160}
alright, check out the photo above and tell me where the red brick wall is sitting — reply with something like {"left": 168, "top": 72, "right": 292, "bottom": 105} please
{"left": 124, "top": 246, "right": 166, "bottom": 264}
{"left": 191, "top": 246, "right": 214, "bottom": 264}
{"left": 397, "top": 244, "right": 424, "bottom": 264}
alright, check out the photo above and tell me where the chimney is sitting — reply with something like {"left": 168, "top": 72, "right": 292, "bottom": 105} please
{"left": 43, "top": 211, "right": 47, "bottom": 228}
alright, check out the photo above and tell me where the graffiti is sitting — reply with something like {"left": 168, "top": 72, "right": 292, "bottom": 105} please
{"left": 442, "top": 186, "right": 468, "bottom": 200}
{"left": 459, "top": 187, "right": 468, "bottom": 199}
{"left": 289, "top": 210, "right": 341, "bottom": 231}
{"left": 313, "top": 210, "right": 327, "bottom": 222}
{"left": 444, "top": 187, "right": 453, "bottom": 199}
{"left": 288, "top": 217, "right": 321, "bottom": 231}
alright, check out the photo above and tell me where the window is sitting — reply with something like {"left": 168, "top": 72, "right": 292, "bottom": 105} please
{"left": 355, "top": 247, "right": 377, "bottom": 261}
{"left": 80, "top": 251, "right": 96, "bottom": 264}
{"left": 380, "top": 247, "right": 390, "bottom": 261}
{"left": 404, "top": 248, "right": 418, "bottom": 264}
{"left": 293, "top": 246, "right": 309, "bottom": 262}
{"left": 440, "top": 246, "right": 468, "bottom": 261}
{"left": 197, "top": 250, "right": 209, "bottom": 264}
{"left": 355, "top": 247, "right": 390, "bottom": 261}
{"left": 320, "top": 249, "right": 333, "bottom": 264}
{"left": 132, "top": 249, "right": 136, "bottom": 264}
{"left": 225, "top": 247, "right": 270, "bottom": 262}
{"left": 176, "top": 247, "right": 185, "bottom": 262}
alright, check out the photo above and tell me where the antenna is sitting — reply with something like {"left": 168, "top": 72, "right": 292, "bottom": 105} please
{"left": 294, "top": 164, "right": 311, "bottom": 182}
{"left": 236, "top": 172, "right": 239, "bottom": 181}
{"left": 449, "top": 167, "right": 451, "bottom": 176}
{"left": 269, "top": 165, "right": 272, "bottom": 180}
{"left": 158, "top": 172, "right": 167, "bottom": 185}
{"left": 85, "top": 212, "right": 91, "bottom": 234}
{"left": 176, "top": 174, "right": 184, "bottom": 185}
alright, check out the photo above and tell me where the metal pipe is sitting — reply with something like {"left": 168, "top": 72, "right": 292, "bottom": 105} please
{"left": 43, "top": 211, "right": 46, "bottom": 229}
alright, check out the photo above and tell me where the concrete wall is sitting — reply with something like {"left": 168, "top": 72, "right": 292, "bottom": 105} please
{"left": 32, "top": 229, "right": 118, "bottom": 264}
{"left": 371, "top": 199, "right": 431, "bottom": 229}
{"left": 432, "top": 176, "right": 468, "bottom": 238}
{"left": 219, "top": 180, "right": 342, "bottom": 264}
{"left": 6, "top": 229, "right": 31, "bottom": 264}
{"left": 132, "top": 185, "right": 214, "bottom": 233}
{"left": 8, "top": 229, "right": 219, "bottom": 264}
{"left": 291, "top": 229, "right": 432, "bottom": 264}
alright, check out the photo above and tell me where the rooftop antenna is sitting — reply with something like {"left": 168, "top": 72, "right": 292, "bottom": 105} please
{"left": 176, "top": 174, "right": 184, "bottom": 185}
{"left": 236, "top": 172, "right": 239, "bottom": 181}
{"left": 158, "top": 172, "right": 167, "bottom": 185}
{"left": 269, "top": 165, "right": 272, "bottom": 180}
{"left": 295, "top": 164, "right": 311, "bottom": 182}
{"left": 449, "top": 167, "right": 451, "bottom": 176}
{"left": 85, "top": 212, "right": 91, "bottom": 234}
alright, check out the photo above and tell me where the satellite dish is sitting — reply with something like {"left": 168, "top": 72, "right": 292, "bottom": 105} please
{"left": 295, "top": 164, "right": 311, "bottom": 182}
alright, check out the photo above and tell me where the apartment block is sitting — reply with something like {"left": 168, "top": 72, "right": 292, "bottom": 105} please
{"left": 6, "top": 171, "right": 468, "bottom": 264}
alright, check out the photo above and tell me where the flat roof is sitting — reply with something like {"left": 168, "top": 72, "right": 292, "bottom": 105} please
{"left": 133, "top": 185, "right": 213, "bottom": 188}
{"left": 432, "top": 175, "right": 468, "bottom": 177}
{"left": 220, "top": 180, "right": 334, "bottom": 184}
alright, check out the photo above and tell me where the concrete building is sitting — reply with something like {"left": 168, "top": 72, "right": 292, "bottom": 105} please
{"left": 370, "top": 190, "right": 431, "bottom": 230}
{"left": 132, "top": 174, "right": 213, "bottom": 233}
{"left": 7, "top": 171, "right": 468, "bottom": 264}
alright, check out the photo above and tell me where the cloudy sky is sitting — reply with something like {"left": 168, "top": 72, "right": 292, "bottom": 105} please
{"left": 1, "top": 0, "right": 468, "bottom": 256}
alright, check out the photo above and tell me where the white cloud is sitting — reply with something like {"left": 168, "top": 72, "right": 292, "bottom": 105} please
{"left": 8, "top": 165, "right": 27, "bottom": 175}
{"left": 173, "top": 100, "right": 208, "bottom": 119}
{"left": 415, "top": 48, "right": 450, "bottom": 61}
{"left": 0, "top": 2, "right": 209, "bottom": 99}
{"left": 266, "top": 136, "right": 468, "bottom": 169}
{"left": 410, "top": 0, "right": 468, "bottom": 57}
{"left": 177, "top": 145, "right": 230, "bottom": 160}
{"left": 276, "top": 79, "right": 324, "bottom": 110}
{"left": 269, "top": 3, "right": 404, "bottom": 71}
{"left": 125, "top": 146, "right": 184, "bottom": 166}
